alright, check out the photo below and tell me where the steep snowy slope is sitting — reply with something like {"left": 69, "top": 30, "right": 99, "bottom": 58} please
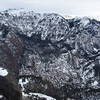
{"left": 0, "top": 9, "right": 100, "bottom": 100}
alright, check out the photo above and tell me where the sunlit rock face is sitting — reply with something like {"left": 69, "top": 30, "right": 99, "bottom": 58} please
{"left": 0, "top": 9, "right": 100, "bottom": 100}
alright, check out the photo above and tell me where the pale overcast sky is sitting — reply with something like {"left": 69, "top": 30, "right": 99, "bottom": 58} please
{"left": 0, "top": 0, "right": 100, "bottom": 17}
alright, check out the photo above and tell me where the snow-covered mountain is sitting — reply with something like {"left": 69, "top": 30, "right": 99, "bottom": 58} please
{"left": 1, "top": 9, "right": 100, "bottom": 100}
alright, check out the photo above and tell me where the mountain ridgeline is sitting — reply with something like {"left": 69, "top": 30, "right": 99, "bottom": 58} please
{"left": 0, "top": 9, "right": 100, "bottom": 100}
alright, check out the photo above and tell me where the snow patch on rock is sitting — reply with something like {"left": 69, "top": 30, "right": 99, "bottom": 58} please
{"left": 0, "top": 31, "right": 2, "bottom": 35}
{"left": 19, "top": 78, "right": 56, "bottom": 100}
{"left": 0, "top": 67, "right": 8, "bottom": 77}
{"left": 0, "top": 95, "right": 3, "bottom": 99}
{"left": 92, "top": 80, "right": 98, "bottom": 87}
{"left": 29, "top": 93, "right": 56, "bottom": 100}
{"left": 19, "top": 78, "right": 29, "bottom": 91}
{"left": 80, "top": 17, "right": 90, "bottom": 26}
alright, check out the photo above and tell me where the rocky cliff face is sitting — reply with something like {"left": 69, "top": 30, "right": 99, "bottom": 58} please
{"left": 0, "top": 9, "right": 100, "bottom": 100}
